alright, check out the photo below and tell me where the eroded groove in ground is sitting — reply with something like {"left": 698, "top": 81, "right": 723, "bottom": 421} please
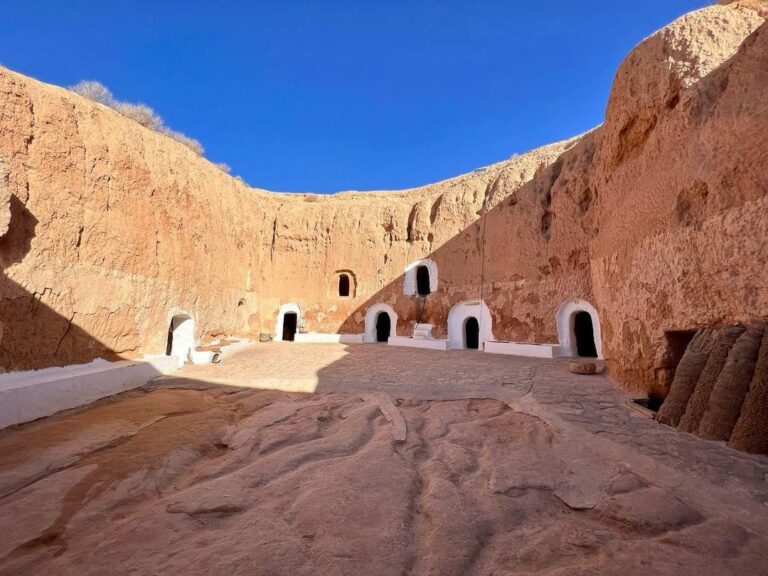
{"left": 0, "top": 386, "right": 765, "bottom": 576}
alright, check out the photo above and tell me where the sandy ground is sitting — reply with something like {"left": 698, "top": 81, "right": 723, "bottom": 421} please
{"left": 0, "top": 344, "right": 767, "bottom": 575}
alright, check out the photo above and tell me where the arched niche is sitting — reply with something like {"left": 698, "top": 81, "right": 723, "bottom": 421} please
{"left": 403, "top": 258, "right": 438, "bottom": 296}
{"left": 447, "top": 300, "right": 493, "bottom": 350}
{"left": 364, "top": 303, "right": 398, "bottom": 343}
{"left": 334, "top": 269, "right": 357, "bottom": 298}
{"left": 275, "top": 303, "right": 302, "bottom": 342}
{"left": 166, "top": 312, "right": 195, "bottom": 368}
{"left": 556, "top": 299, "right": 603, "bottom": 359}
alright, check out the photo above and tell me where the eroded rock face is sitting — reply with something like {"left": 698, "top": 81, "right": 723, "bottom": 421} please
{"left": 0, "top": 158, "right": 10, "bottom": 239}
{"left": 598, "top": 5, "right": 764, "bottom": 172}
{"left": 589, "top": 17, "right": 768, "bottom": 392}
{"left": 720, "top": 0, "right": 768, "bottom": 18}
{"left": 0, "top": 4, "right": 765, "bottom": 395}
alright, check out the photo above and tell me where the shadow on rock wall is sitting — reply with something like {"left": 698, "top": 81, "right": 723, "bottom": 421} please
{"left": 0, "top": 195, "right": 120, "bottom": 372}
{"left": 333, "top": 150, "right": 597, "bottom": 354}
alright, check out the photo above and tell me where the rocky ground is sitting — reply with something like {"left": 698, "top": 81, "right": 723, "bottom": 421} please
{"left": 0, "top": 344, "right": 767, "bottom": 575}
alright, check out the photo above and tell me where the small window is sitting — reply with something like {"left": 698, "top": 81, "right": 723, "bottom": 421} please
{"left": 416, "top": 265, "right": 431, "bottom": 296}
{"left": 338, "top": 274, "right": 350, "bottom": 297}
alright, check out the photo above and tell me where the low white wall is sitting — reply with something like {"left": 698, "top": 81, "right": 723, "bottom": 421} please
{"left": 218, "top": 338, "right": 252, "bottom": 357}
{"left": 294, "top": 333, "right": 364, "bottom": 344}
{"left": 388, "top": 336, "right": 448, "bottom": 351}
{"left": 0, "top": 356, "right": 178, "bottom": 430}
{"left": 484, "top": 341, "right": 561, "bottom": 359}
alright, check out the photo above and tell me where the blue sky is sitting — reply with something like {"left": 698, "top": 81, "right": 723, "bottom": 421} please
{"left": 1, "top": 1, "right": 709, "bottom": 193}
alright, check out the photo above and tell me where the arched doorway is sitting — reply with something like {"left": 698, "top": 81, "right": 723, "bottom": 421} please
{"left": 282, "top": 313, "right": 298, "bottom": 342}
{"left": 465, "top": 317, "right": 480, "bottom": 350}
{"left": 375, "top": 313, "right": 391, "bottom": 343}
{"left": 166, "top": 313, "right": 194, "bottom": 367}
{"left": 276, "top": 303, "right": 302, "bottom": 342}
{"left": 574, "top": 311, "right": 597, "bottom": 357}
{"left": 416, "top": 266, "right": 431, "bottom": 296}
{"left": 447, "top": 300, "right": 493, "bottom": 350}
{"left": 364, "top": 303, "right": 397, "bottom": 343}
{"left": 555, "top": 299, "right": 603, "bottom": 359}
{"left": 236, "top": 298, "right": 249, "bottom": 334}
{"left": 404, "top": 259, "right": 437, "bottom": 296}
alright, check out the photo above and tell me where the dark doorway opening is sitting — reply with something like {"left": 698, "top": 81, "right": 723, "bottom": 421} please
{"left": 465, "top": 317, "right": 480, "bottom": 350}
{"left": 375, "top": 313, "right": 391, "bottom": 343}
{"left": 633, "top": 396, "right": 663, "bottom": 413}
{"left": 416, "top": 265, "right": 431, "bottom": 296}
{"left": 165, "top": 321, "right": 174, "bottom": 356}
{"left": 338, "top": 274, "right": 350, "bottom": 297}
{"left": 282, "top": 312, "right": 298, "bottom": 342}
{"left": 663, "top": 330, "right": 697, "bottom": 366}
{"left": 574, "top": 311, "right": 597, "bottom": 357}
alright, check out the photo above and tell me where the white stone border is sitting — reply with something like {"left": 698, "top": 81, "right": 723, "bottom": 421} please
{"left": 447, "top": 300, "right": 493, "bottom": 350}
{"left": 294, "top": 333, "right": 364, "bottom": 344}
{"left": 403, "top": 258, "right": 438, "bottom": 296}
{"left": 556, "top": 298, "right": 603, "bottom": 359}
{"left": 484, "top": 341, "right": 561, "bottom": 358}
{"left": 364, "top": 303, "right": 398, "bottom": 343}
{"left": 388, "top": 336, "right": 448, "bottom": 350}
{"left": 0, "top": 356, "right": 178, "bottom": 430}
{"left": 275, "top": 303, "right": 302, "bottom": 341}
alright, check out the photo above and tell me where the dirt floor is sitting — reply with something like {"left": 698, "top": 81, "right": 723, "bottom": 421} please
{"left": 1, "top": 343, "right": 767, "bottom": 575}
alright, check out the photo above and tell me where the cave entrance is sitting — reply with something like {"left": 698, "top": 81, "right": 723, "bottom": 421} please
{"left": 663, "top": 330, "right": 697, "bottom": 370}
{"left": 282, "top": 312, "right": 298, "bottom": 342}
{"left": 465, "top": 317, "right": 480, "bottom": 350}
{"left": 416, "top": 265, "right": 431, "bottom": 296}
{"left": 338, "top": 274, "right": 350, "bottom": 297}
{"left": 657, "top": 329, "right": 698, "bottom": 393}
{"left": 574, "top": 311, "right": 597, "bottom": 358}
{"left": 375, "top": 312, "right": 391, "bottom": 343}
{"left": 166, "top": 314, "right": 194, "bottom": 367}
{"left": 633, "top": 396, "right": 663, "bottom": 413}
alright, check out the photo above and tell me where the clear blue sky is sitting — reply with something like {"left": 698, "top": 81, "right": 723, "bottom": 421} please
{"left": 1, "top": 1, "right": 709, "bottom": 193}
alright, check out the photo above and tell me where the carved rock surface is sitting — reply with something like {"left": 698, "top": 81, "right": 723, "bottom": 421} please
{"left": 0, "top": 5, "right": 765, "bottom": 399}
{"left": 0, "top": 386, "right": 766, "bottom": 575}
{"left": 0, "top": 157, "right": 9, "bottom": 239}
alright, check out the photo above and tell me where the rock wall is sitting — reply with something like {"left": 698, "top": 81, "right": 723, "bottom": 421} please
{"left": 0, "top": 71, "right": 281, "bottom": 370}
{"left": 0, "top": 3, "right": 766, "bottom": 396}
{"left": 588, "top": 6, "right": 768, "bottom": 392}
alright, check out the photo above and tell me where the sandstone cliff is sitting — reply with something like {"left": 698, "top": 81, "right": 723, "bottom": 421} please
{"left": 0, "top": 3, "right": 766, "bottom": 397}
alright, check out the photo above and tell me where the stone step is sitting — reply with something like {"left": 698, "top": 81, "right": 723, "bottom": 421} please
{"left": 412, "top": 323, "right": 434, "bottom": 340}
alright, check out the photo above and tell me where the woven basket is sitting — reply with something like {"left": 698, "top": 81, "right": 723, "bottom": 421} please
{"left": 657, "top": 329, "right": 715, "bottom": 427}
{"left": 729, "top": 329, "right": 768, "bottom": 454}
{"left": 678, "top": 326, "right": 744, "bottom": 434}
{"left": 698, "top": 323, "right": 765, "bottom": 441}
